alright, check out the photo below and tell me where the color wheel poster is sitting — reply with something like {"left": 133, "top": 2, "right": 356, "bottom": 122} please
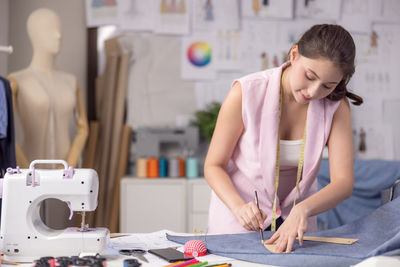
{"left": 181, "top": 33, "right": 217, "bottom": 80}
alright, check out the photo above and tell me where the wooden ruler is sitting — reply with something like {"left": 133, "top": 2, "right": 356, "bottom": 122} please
{"left": 300, "top": 236, "right": 358, "bottom": 244}
{"left": 264, "top": 236, "right": 358, "bottom": 253}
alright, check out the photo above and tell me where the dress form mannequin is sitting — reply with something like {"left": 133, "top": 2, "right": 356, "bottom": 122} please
{"left": 8, "top": 8, "right": 88, "bottom": 168}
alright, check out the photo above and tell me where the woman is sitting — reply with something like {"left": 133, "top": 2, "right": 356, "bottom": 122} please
{"left": 204, "top": 24, "right": 363, "bottom": 253}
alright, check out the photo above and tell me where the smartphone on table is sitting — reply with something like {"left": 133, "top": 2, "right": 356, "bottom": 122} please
{"left": 148, "top": 247, "right": 194, "bottom": 262}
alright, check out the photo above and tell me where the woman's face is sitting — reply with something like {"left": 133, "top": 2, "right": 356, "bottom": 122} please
{"left": 289, "top": 45, "right": 343, "bottom": 104}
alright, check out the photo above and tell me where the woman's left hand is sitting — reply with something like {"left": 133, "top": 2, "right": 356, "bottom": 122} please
{"left": 264, "top": 205, "right": 308, "bottom": 253}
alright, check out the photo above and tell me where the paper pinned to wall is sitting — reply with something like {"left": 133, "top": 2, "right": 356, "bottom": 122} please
{"left": 350, "top": 97, "right": 382, "bottom": 124}
{"left": 240, "top": 20, "right": 280, "bottom": 73}
{"left": 192, "top": 0, "right": 240, "bottom": 31}
{"left": 372, "top": 23, "right": 400, "bottom": 60}
{"left": 239, "top": 19, "right": 331, "bottom": 74}
{"left": 295, "top": 0, "right": 341, "bottom": 21}
{"left": 278, "top": 19, "right": 334, "bottom": 46}
{"left": 339, "top": 0, "right": 371, "bottom": 33}
{"left": 352, "top": 123, "right": 394, "bottom": 160}
{"left": 383, "top": 99, "right": 400, "bottom": 160}
{"left": 125, "top": 34, "right": 197, "bottom": 128}
{"left": 369, "top": 0, "right": 400, "bottom": 23}
{"left": 117, "top": 0, "right": 155, "bottom": 31}
{"left": 241, "top": 0, "right": 294, "bottom": 20}
{"left": 352, "top": 25, "right": 400, "bottom": 98}
{"left": 154, "top": 0, "right": 191, "bottom": 35}
{"left": 214, "top": 30, "right": 242, "bottom": 71}
{"left": 194, "top": 72, "right": 243, "bottom": 110}
{"left": 181, "top": 32, "right": 217, "bottom": 80}
{"left": 382, "top": 99, "right": 400, "bottom": 124}
{"left": 352, "top": 65, "right": 396, "bottom": 98}
{"left": 85, "top": 0, "right": 119, "bottom": 27}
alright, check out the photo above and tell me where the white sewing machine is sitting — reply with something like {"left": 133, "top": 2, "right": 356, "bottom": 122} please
{"left": 0, "top": 160, "right": 110, "bottom": 262}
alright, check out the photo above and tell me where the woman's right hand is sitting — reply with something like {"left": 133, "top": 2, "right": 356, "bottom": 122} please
{"left": 232, "top": 202, "right": 267, "bottom": 231}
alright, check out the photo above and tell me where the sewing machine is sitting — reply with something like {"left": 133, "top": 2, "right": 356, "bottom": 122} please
{"left": 136, "top": 127, "right": 199, "bottom": 157}
{"left": 0, "top": 160, "right": 109, "bottom": 262}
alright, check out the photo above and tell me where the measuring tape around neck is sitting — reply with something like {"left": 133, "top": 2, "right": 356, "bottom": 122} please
{"left": 270, "top": 85, "right": 307, "bottom": 232}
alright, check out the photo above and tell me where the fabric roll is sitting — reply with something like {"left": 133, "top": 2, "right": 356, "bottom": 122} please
{"left": 136, "top": 157, "right": 147, "bottom": 178}
{"left": 147, "top": 157, "right": 159, "bottom": 178}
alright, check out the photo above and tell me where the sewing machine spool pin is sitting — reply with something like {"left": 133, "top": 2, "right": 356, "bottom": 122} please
{"left": 79, "top": 211, "right": 90, "bottom": 232}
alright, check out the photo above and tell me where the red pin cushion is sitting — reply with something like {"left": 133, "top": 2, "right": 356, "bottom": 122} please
{"left": 184, "top": 240, "right": 207, "bottom": 257}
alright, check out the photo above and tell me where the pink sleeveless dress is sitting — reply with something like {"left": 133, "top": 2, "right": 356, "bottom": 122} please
{"left": 208, "top": 62, "right": 340, "bottom": 234}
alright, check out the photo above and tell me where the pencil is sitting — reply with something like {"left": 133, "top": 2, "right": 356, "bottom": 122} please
{"left": 164, "top": 261, "right": 185, "bottom": 267}
{"left": 188, "top": 262, "right": 208, "bottom": 267}
{"left": 254, "top": 190, "right": 265, "bottom": 243}
{"left": 171, "top": 258, "right": 200, "bottom": 267}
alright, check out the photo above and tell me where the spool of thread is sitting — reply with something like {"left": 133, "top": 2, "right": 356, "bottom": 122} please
{"left": 147, "top": 157, "right": 159, "bottom": 178}
{"left": 168, "top": 158, "right": 180, "bottom": 177}
{"left": 178, "top": 157, "right": 185, "bottom": 178}
{"left": 186, "top": 157, "right": 198, "bottom": 178}
{"left": 136, "top": 158, "right": 147, "bottom": 178}
{"left": 159, "top": 157, "right": 168, "bottom": 178}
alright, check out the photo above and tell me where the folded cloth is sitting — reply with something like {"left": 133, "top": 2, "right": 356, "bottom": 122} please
{"left": 168, "top": 197, "right": 400, "bottom": 267}
{"left": 318, "top": 159, "right": 400, "bottom": 229}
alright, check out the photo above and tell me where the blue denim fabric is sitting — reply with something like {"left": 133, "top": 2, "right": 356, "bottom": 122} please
{"left": 168, "top": 198, "right": 400, "bottom": 267}
{"left": 318, "top": 159, "right": 400, "bottom": 229}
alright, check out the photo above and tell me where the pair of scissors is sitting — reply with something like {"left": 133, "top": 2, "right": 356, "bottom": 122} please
{"left": 119, "top": 249, "right": 149, "bottom": 263}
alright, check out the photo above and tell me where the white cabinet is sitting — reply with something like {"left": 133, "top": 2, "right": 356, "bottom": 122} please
{"left": 120, "top": 177, "right": 211, "bottom": 233}
{"left": 187, "top": 179, "right": 211, "bottom": 232}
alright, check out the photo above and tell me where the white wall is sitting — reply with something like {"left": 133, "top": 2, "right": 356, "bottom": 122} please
{"left": 8, "top": 0, "right": 87, "bottom": 96}
{"left": 0, "top": 0, "right": 9, "bottom": 76}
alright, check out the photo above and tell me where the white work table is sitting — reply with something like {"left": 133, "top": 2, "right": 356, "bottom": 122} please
{"left": 106, "top": 230, "right": 274, "bottom": 267}
{"left": 2, "top": 230, "right": 274, "bottom": 267}
{"left": 3, "top": 230, "right": 400, "bottom": 266}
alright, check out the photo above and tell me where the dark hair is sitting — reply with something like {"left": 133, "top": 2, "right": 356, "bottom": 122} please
{"left": 297, "top": 24, "right": 363, "bottom": 105}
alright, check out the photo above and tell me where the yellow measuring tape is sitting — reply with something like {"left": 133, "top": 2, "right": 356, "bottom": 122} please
{"left": 270, "top": 86, "right": 307, "bottom": 232}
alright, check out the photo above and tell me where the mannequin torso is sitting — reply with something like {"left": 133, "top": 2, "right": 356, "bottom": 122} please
{"left": 9, "top": 8, "right": 88, "bottom": 168}
{"left": 9, "top": 69, "right": 77, "bottom": 162}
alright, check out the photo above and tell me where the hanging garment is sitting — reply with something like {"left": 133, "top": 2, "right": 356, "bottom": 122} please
{"left": 0, "top": 79, "right": 7, "bottom": 139}
{"left": 0, "top": 77, "right": 16, "bottom": 178}
{"left": 168, "top": 197, "right": 400, "bottom": 267}
{"left": 208, "top": 62, "right": 340, "bottom": 234}
{"left": 0, "top": 77, "right": 16, "bottom": 219}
